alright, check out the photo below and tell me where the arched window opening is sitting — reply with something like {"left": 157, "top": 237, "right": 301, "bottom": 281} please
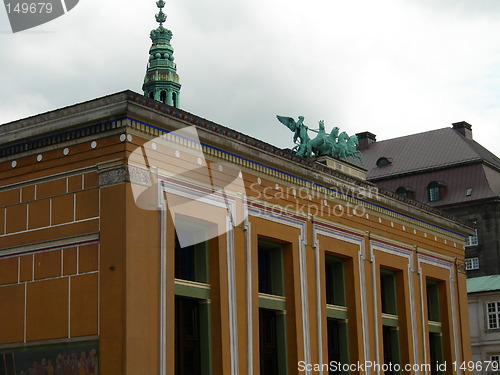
{"left": 172, "top": 92, "right": 178, "bottom": 108}
{"left": 149, "top": 92, "right": 154, "bottom": 99}
{"left": 395, "top": 187, "right": 409, "bottom": 198}
{"left": 160, "top": 91, "right": 167, "bottom": 104}
{"left": 376, "top": 157, "right": 391, "bottom": 167}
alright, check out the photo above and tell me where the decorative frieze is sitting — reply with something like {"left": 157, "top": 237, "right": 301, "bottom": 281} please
{"left": 98, "top": 168, "right": 127, "bottom": 187}
{"left": 97, "top": 161, "right": 153, "bottom": 188}
{"left": 128, "top": 165, "right": 152, "bottom": 187}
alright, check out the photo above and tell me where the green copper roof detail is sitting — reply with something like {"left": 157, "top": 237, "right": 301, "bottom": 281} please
{"left": 277, "top": 115, "right": 364, "bottom": 164}
{"left": 142, "top": 0, "right": 181, "bottom": 108}
{"left": 467, "top": 275, "right": 500, "bottom": 293}
{"left": 156, "top": 9, "right": 166, "bottom": 25}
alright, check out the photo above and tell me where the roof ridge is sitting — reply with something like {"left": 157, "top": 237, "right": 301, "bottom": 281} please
{"left": 373, "top": 127, "right": 449, "bottom": 144}
{"left": 458, "top": 133, "right": 500, "bottom": 170}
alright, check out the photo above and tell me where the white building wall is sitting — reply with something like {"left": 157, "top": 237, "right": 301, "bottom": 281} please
{"left": 468, "top": 290, "right": 500, "bottom": 375}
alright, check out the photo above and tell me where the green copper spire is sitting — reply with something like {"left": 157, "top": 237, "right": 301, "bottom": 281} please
{"left": 142, "top": 0, "right": 181, "bottom": 108}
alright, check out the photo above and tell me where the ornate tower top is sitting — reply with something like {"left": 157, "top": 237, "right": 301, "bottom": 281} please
{"left": 142, "top": 0, "right": 181, "bottom": 108}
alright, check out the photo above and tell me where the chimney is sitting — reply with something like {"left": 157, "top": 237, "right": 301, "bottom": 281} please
{"left": 452, "top": 121, "right": 473, "bottom": 139}
{"left": 356, "top": 131, "right": 376, "bottom": 150}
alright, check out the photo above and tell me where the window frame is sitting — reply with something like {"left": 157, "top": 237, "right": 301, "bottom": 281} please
{"left": 486, "top": 302, "right": 500, "bottom": 330}
{"left": 174, "top": 216, "right": 211, "bottom": 284}
{"left": 376, "top": 157, "right": 391, "bottom": 167}
{"left": 465, "top": 257, "right": 479, "bottom": 270}
{"left": 257, "top": 239, "right": 288, "bottom": 375}
{"left": 395, "top": 186, "right": 409, "bottom": 198}
{"left": 380, "top": 269, "right": 398, "bottom": 316}
{"left": 325, "top": 255, "right": 346, "bottom": 308}
{"left": 173, "top": 216, "right": 214, "bottom": 375}
{"left": 324, "top": 255, "right": 350, "bottom": 374}
{"left": 427, "top": 181, "right": 443, "bottom": 202}
{"left": 426, "top": 280, "right": 444, "bottom": 375}
{"left": 465, "top": 229, "right": 478, "bottom": 247}
{"left": 379, "top": 268, "right": 401, "bottom": 374}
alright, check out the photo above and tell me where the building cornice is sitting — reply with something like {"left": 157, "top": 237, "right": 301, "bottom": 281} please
{"left": 0, "top": 90, "right": 474, "bottom": 236}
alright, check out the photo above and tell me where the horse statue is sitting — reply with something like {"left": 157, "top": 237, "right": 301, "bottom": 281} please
{"left": 333, "top": 131, "right": 349, "bottom": 159}
{"left": 345, "top": 135, "right": 363, "bottom": 164}
{"left": 277, "top": 115, "right": 363, "bottom": 163}
{"left": 316, "top": 126, "right": 339, "bottom": 156}
{"left": 308, "top": 120, "right": 327, "bottom": 157}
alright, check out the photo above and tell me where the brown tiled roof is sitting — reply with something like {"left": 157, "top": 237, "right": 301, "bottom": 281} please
{"left": 374, "top": 164, "right": 499, "bottom": 207}
{"left": 354, "top": 127, "right": 500, "bottom": 206}
{"left": 355, "top": 128, "right": 500, "bottom": 180}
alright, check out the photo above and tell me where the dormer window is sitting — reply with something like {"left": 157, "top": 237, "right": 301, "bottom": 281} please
{"left": 427, "top": 181, "right": 445, "bottom": 202}
{"left": 395, "top": 186, "right": 413, "bottom": 199}
{"left": 376, "top": 157, "right": 392, "bottom": 167}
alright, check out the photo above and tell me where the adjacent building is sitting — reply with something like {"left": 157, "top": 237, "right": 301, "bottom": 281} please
{"left": 354, "top": 122, "right": 500, "bottom": 373}
{"left": 467, "top": 276, "right": 500, "bottom": 374}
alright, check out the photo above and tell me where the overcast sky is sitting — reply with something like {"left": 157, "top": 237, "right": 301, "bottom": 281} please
{"left": 1, "top": 0, "right": 500, "bottom": 159}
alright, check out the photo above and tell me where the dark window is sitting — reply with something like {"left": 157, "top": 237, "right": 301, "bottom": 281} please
{"left": 380, "top": 270, "right": 397, "bottom": 315}
{"left": 426, "top": 280, "right": 444, "bottom": 375}
{"left": 395, "top": 186, "right": 409, "bottom": 198}
{"left": 175, "top": 296, "right": 201, "bottom": 375}
{"left": 429, "top": 333, "right": 444, "bottom": 375}
{"left": 174, "top": 235, "right": 209, "bottom": 283}
{"left": 259, "top": 309, "right": 279, "bottom": 375}
{"left": 380, "top": 269, "right": 401, "bottom": 373}
{"left": 173, "top": 92, "right": 178, "bottom": 107}
{"left": 175, "top": 235, "right": 195, "bottom": 281}
{"left": 327, "top": 318, "right": 341, "bottom": 375}
{"left": 258, "top": 239, "right": 287, "bottom": 375}
{"left": 382, "top": 326, "right": 398, "bottom": 375}
{"left": 325, "top": 256, "right": 349, "bottom": 372}
{"left": 325, "top": 257, "right": 346, "bottom": 306}
{"left": 160, "top": 90, "right": 167, "bottom": 104}
{"left": 174, "top": 218, "right": 212, "bottom": 375}
{"left": 426, "top": 281, "right": 440, "bottom": 322}
{"left": 149, "top": 92, "right": 154, "bottom": 99}
{"left": 258, "top": 247, "right": 272, "bottom": 294}
{"left": 0, "top": 353, "right": 15, "bottom": 375}
{"left": 258, "top": 241, "right": 283, "bottom": 296}
{"left": 376, "top": 157, "right": 391, "bottom": 167}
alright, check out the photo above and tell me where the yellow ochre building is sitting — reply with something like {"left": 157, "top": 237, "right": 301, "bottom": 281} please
{"left": 0, "top": 90, "right": 473, "bottom": 375}
{"left": 0, "top": 1, "right": 474, "bottom": 374}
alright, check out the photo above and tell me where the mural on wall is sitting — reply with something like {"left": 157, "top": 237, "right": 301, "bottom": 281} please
{"left": 0, "top": 341, "right": 97, "bottom": 375}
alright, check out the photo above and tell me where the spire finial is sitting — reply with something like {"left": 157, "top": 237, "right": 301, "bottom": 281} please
{"left": 143, "top": 0, "right": 181, "bottom": 108}
{"left": 155, "top": 0, "right": 166, "bottom": 26}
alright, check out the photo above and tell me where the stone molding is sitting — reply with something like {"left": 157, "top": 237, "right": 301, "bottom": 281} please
{"left": 97, "top": 160, "right": 153, "bottom": 188}
{"left": 97, "top": 160, "right": 128, "bottom": 187}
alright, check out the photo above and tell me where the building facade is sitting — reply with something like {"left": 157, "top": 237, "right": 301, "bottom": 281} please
{"left": 355, "top": 122, "right": 500, "bottom": 279}
{"left": 354, "top": 122, "right": 500, "bottom": 374}
{"left": 467, "top": 276, "right": 500, "bottom": 374}
{"left": 0, "top": 91, "right": 473, "bottom": 375}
